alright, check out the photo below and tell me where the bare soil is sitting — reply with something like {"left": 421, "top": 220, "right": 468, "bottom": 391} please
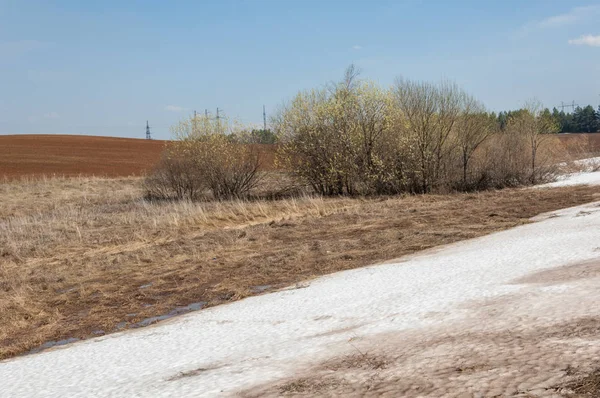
{"left": 0, "top": 134, "right": 278, "bottom": 179}
{"left": 0, "top": 135, "right": 166, "bottom": 179}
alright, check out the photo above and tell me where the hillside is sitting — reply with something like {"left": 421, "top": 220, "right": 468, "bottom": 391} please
{"left": 0, "top": 134, "right": 281, "bottom": 179}
{"left": 1, "top": 173, "right": 600, "bottom": 395}
{"left": 0, "top": 133, "right": 597, "bottom": 180}
{"left": 0, "top": 135, "right": 167, "bottom": 179}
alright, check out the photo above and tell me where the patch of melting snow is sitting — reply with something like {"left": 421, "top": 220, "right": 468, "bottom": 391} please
{"left": 25, "top": 338, "right": 80, "bottom": 355}
{"left": 538, "top": 284, "right": 573, "bottom": 293}
{"left": 125, "top": 302, "right": 207, "bottom": 329}
{"left": 115, "top": 321, "right": 128, "bottom": 331}
{"left": 26, "top": 301, "right": 210, "bottom": 355}
{"left": 251, "top": 284, "right": 272, "bottom": 293}
{"left": 537, "top": 168, "right": 600, "bottom": 188}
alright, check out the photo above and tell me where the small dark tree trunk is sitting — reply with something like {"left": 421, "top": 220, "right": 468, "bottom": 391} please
{"left": 462, "top": 151, "right": 468, "bottom": 188}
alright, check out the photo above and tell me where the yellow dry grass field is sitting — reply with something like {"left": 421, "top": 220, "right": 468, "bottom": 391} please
{"left": 1, "top": 176, "right": 599, "bottom": 360}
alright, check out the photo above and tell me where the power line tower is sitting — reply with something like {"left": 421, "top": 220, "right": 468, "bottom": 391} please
{"left": 145, "top": 121, "right": 152, "bottom": 140}
{"left": 263, "top": 105, "right": 267, "bottom": 131}
{"left": 558, "top": 101, "right": 579, "bottom": 112}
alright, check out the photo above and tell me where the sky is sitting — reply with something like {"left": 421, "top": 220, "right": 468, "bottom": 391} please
{"left": 1, "top": 0, "right": 600, "bottom": 140}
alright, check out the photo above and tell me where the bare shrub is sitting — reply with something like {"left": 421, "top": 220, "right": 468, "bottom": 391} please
{"left": 144, "top": 146, "right": 204, "bottom": 200}
{"left": 145, "top": 115, "right": 262, "bottom": 201}
{"left": 196, "top": 134, "right": 261, "bottom": 200}
{"left": 505, "top": 100, "right": 560, "bottom": 184}
{"left": 556, "top": 135, "right": 600, "bottom": 173}
{"left": 452, "top": 97, "right": 496, "bottom": 190}
{"left": 472, "top": 130, "right": 532, "bottom": 189}
{"left": 391, "top": 78, "right": 465, "bottom": 193}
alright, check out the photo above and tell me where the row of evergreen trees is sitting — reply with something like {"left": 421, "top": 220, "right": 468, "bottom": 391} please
{"left": 495, "top": 105, "right": 600, "bottom": 134}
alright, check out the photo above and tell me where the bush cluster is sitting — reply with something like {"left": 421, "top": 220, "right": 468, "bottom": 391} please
{"left": 147, "top": 66, "right": 562, "bottom": 201}
{"left": 274, "top": 66, "right": 560, "bottom": 195}
{"left": 145, "top": 116, "right": 261, "bottom": 200}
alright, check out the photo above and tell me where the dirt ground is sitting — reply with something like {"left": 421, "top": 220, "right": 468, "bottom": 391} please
{"left": 1, "top": 175, "right": 599, "bottom": 361}
{"left": 242, "top": 259, "right": 600, "bottom": 397}
{"left": 0, "top": 135, "right": 166, "bottom": 178}
{"left": 0, "top": 134, "right": 278, "bottom": 179}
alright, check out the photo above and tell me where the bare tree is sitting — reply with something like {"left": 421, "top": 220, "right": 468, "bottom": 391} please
{"left": 455, "top": 95, "right": 494, "bottom": 187}
{"left": 507, "top": 99, "right": 559, "bottom": 184}
{"left": 433, "top": 80, "right": 463, "bottom": 183}
{"left": 392, "top": 78, "right": 464, "bottom": 192}
{"left": 392, "top": 78, "right": 437, "bottom": 192}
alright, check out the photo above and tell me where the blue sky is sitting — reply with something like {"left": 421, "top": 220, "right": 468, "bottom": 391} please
{"left": 1, "top": 0, "right": 599, "bottom": 140}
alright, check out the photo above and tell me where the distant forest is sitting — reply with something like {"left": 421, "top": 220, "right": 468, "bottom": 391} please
{"left": 494, "top": 104, "right": 600, "bottom": 134}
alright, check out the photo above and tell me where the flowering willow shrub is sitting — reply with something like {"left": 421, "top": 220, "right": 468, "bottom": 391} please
{"left": 275, "top": 66, "right": 560, "bottom": 196}
{"left": 274, "top": 66, "right": 400, "bottom": 195}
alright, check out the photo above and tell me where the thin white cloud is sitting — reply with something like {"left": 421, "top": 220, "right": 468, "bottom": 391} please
{"left": 569, "top": 34, "right": 600, "bottom": 47}
{"left": 352, "top": 45, "right": 362, "bottom": 50}
{"left": 43, "top": 111, "right": 60, "bottom": 119}
{"left": 164, "top": 105, "right": 187, "bottom": 112}
{"left": 538, "top": 13, "right": 577, "bottom": 28}
{"left": 28, "top": 112, "right": 60, "bottom": 123}
{"left": 537, "top": 5, "right": 600, "bottom": 29}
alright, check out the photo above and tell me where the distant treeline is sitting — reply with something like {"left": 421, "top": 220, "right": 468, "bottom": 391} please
{"left": 494, "top": 105, "right": 600, "bottom": 134}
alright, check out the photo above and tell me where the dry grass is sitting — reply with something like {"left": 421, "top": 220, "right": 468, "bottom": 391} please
{"left": 558, "top": 133, "right": 600, "bottom": 161}
{"left": 1, "top": 176, "right": 599, "bottom": 360}
{"left": 554, "top": 367, "right": 600, "bottom": 397}
{"left": 278, "top": 377, "right": 343, "bottom": 395}
{"left": 324, "top": 352, "right": 389, "bottom": 372}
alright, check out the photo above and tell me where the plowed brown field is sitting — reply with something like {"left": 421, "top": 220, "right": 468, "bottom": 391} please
{"left": 0, "top": 135, "right": 167, "bottom": 179}
{"left": 0, "top": 133, "right": 597, "bottom": 180}
{"left": 558, "top": 132, "right": 600, "bottom": 154}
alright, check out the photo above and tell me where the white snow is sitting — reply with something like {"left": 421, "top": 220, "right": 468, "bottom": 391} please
{"left": 2, "top": 201, "right": 600, "bottom": 396}
{"left": 540, "top": 170, "right": 600, "bottom": 187}
{"left": 539, "top": 157, "right": 600, "bottom": 188}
